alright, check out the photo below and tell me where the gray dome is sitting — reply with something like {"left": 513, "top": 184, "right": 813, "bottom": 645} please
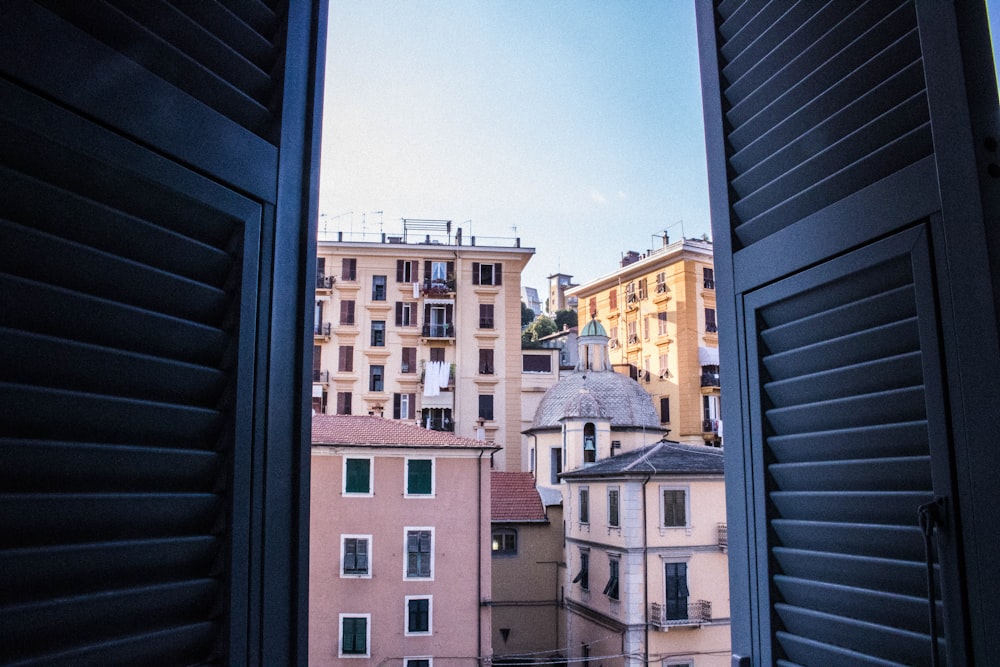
{"left": 579, "top": 318, "right": 607, "bottom": 337}
{"left": 529, "top": 370, "right": 662, "bottom": 430}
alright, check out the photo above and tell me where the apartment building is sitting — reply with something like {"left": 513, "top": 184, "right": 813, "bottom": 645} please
{"left": 314, "top": 220, "right": 534, "bottom": 471}
{"left": 309, "top": 415, "right": 496, "bottom": 665}
{"left": 566, "top": 237, "right": 720, "bottom": 446}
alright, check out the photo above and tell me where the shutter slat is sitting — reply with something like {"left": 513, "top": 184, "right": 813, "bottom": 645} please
{"left": 775, "top": 631, "right": 915, "bottom": 667}
{"left": 0, "top": 328, "right": 227, "bottom": 407}
{"left": 763, "top": 352, "right": 923, "bottom": 408}
{"left": 775, "top": 604, "right": 933, "bottom": 665}
{"left": 765, "top": 386, "right": 926, "bottom": 434}
{"left": 773, "top": 547, "right": 932, "bottom": 598}
{"left": 768, "top": 421, "right": 929, "bottom": 463}
{"left": 772, "top": 520, "right": 925, "bottom": 561}
{"left": 169, "top": 0, "right": 275, "bottom": 66}
{"left": 0, "top": 536, "right": 219, "bottom": 602}
{"left": 771, "top": 490, "right": 932, "bottom": 525}
{"left": 769, "top": 455, "right": 931, "bottom": 492}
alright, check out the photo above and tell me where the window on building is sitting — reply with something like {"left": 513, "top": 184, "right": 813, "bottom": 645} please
{"left": 705, "top": 307, "right": 718, "bottom": 333}
{"left": 573, "top": 550, "right": 589, "bottom": 590}
{"left": 703, "top": 267, "right": 715, "bottom": 289}
{"left": 656, "top": 271, "right": 667, "bottom": 293}
{"left": 551, "top": 448, "right": 562, "bottom": 485}
{"left": 608, "top": 487, "right": 620, "bottom": 527}
{"left": 314, "top": 300, "right": 325, "bottom": 335}
{"left": 406, "top": 660, "right": 431, "bottom": 667}
{"left": 396, "top": 301, "right": 416, "bottom": 327}
{"left": 421, "top": 407, "right": 452, "bottom": 432}
{"left": 343, "top": 458, "right": 372, "bottom": 495}
{"left": 665, "top": 562, "right": 690, "bottom": 620}
{"left": 588, "top": 296, "right": 597, "bottom": 317}
{"left": 313, "top": 345, "right": 322, "bottom": 382}
{"left": 522, "top": 354, "right": 552, "bottom": 373}
{"left": 342, "top": 536, "right": 370, "bottom": 577}
{"left": 583, "top": 422, "right": 596, "bottom": 463}
{"left": 401, "top": 347, "right": 416, "bottom": 374}
{"left": 425, "top": 260, "right": 451, "bottom": 288}
{"left": 660, "top": 397, "right": 670, "bottom": 424}
{"left": 312, "top": 390, "right": 327, "bottom": 416}
{"left": 604, "top": 557, "right": 620, "bottom": 600}
{"left": 369, "top": 365, "right": 384, "bottom": 392}
{"left": 341, "top": 258, "right": 357, "bottom": 281}
{"left": 340, "top": 299, "right": 356, "bottom": 325}
{"left": 423, "top": 302, "right": 454, "bottom": 337}
{"left": 430, "top": 347, "right": 445, "bottom": 363}
{"left": 638, "top": 277, "right": 648, "bottom": 299}
{"left": 405, "top": 596, "right": 432, "bottom": 635}
{"left": 338, "top": 345, "right": 354, "bottom": 373}
{"left": 405, "top": 529, "right": 433, "bottom": 579}
{"left": 478, "top": 394, "right": 494, "bottom": 421}
{"left": 657, "top": 309, "right": 668, "bottom": 335}
{"left": 371, "top": 320, "right": 385, "bottom": 347}
{"left": 579, "top": 487, "right": 590, "bottom": 524}
{"left": 317, "top": 256, "right": 327, "bottom": 285}
{"left": 627, "top": 320, "right": 638, "bottom": 344}
{"left": 393, "top": 393, "right": 416, "bottom": 420}
{"left": 658, "top": 353, "right": 669, "bottom": 378}
{"left": 336, "top": 391, "right": 352, "bottom": 415}
{"left": 479, "top": 303, "right": 495, "bottom": 329}
{"left": 491, "top": 528, "right": 517, "bottom": 555}
{"left": 372, "top": 275, "right": 386, "bottom": 301}
{"left": 663, "top": 488, "right": 687, "bottom": 527}
{"left": 608, "top": 288, "right": 617, "bottom": 310}
{"left": 479, "top": 348, "right": 494, "bottom": 374}
{"left": 339, "top": 615, "right": 369, "bottom": 657}
{"left": 472, "top": 262, "right": 503, "bottom": 285}
{"left": 396, "top": 259, "right": 416, "bottom": 283}
{"left": 406, "top": 459, "right": 433, "bottom": 495}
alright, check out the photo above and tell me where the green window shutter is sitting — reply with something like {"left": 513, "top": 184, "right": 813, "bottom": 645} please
{"left": 407, "top": 460, "right": 432, "bottom": 494}
{"left": 345, "top": 459, "right": 370, "bottom": 494}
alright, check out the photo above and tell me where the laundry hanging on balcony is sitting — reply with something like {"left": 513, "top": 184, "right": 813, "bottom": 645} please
{"left": 423, "top": 361, "right": 450, "bottom": 397}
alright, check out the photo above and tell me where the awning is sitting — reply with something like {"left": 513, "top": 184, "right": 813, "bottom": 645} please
{"left": 312, "top": 384, "right": 324, "bottom": 398}
{"left": 421, "top": 390, "right": 454, "bottom": 408}
{"left": 698, "top": 346, "right": 720, "bottom": 366}
{"left": 423, "top": 298, "right": 454, "bottom": 305}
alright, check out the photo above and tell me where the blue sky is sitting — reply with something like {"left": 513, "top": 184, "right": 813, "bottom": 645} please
{"left": 320, "top": 2, "right": 1000, "bottom": 297}
{"left": 319, "top": 1, "right": 710, "bottom": 295}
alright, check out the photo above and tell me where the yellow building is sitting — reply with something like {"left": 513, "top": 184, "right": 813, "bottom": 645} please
{"left": 566, "top": 237, "right": 721, "bottom": 446}
{"left": 314, "top": 220, "right": 534, "bottom": 471}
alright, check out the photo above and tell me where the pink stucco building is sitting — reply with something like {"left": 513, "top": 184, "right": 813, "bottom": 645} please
{"left": 309, "top": 415, "right": 496, "bottom": 666}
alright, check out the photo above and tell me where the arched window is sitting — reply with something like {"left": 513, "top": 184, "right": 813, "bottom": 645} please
{"left": 583, "top": 423, "right": 597, "bottom": 463}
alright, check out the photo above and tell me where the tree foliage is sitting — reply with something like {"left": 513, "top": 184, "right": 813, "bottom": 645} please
{"left": 553, "top": 308, "right": 578, "bottom": 331}
{"left": 521, "top": 301, "right": 535, "bottom": 326}
{"left": 521, "top": 314, "right": 557, "bottom": 347}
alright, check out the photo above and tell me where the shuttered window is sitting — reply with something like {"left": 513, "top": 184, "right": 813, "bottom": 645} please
{"left": 406, "top": 529, "right": 432, "bottom": 578}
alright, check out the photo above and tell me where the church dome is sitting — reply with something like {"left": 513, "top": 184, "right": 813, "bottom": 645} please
{"left": 529, "top": 370, "right": 662, "bottom": 430}
{"left": 579, "top": 318, "right": 607, "bottom": 338}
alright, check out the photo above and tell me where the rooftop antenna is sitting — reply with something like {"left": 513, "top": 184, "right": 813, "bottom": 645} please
{"left": 373, "top": 210, "right": 384, "bottom": 235}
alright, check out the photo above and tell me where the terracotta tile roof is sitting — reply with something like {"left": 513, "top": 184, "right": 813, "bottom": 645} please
{"left": 312, "top": 414, "right": 494, "bottom": 449}
{"left": 491, "top": 472, "right": 547, "bottom": 522}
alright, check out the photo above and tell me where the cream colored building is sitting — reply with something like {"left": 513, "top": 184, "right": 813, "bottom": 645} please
{"left": 566, "top": 237, "right": 721, "bottom": 446}
{"left": 314, "top": 220, "right": 534, "bottom": 470}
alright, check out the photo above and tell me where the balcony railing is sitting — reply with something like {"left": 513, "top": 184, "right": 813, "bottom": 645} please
{"left": 701, "top": 372, "right": 720, "bottom": 388}
{"left": 316, "top": 274, "right": 335, "bottom": 289}
{"left": 313, "top": 369, "right": 329, "bottom": 383}
{"left": 421, "top": 279, "right": 455, "bottom": 296}
{"left": 705, "top": 323, "right": 718, "bottom": 333}
{"left": 702, "top": 419, "right": 720, "bottom": 435}
{"left": 650, "top": 600, "right": 711, "bottom": 629}
{"left": 718, "top": 523, "right": 728, "bottom": 551}
{"left": 704, "top": 278, "right": 715, "bottom": 289}
{"left": 422, "top": 323, "right": 455, "bottom": 338}
{"left": 314, "top": 322, "right": 331, "bottom": 337}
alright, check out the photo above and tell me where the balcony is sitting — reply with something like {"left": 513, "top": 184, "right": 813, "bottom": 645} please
{"left": 704, "top": 278, "right": 715, "bottom": 289}
{"left": 421, "top": 279, "right": 455, "bottom": 296}
{"left": 702, "top": 419, "right": 720, "bottom": 435}
{"left": 316, "top": 274, "right": 335, "bottom": 289}
{"left": 421, "top": 322, "right": 455, "bottom": 338}
{"left": 718, "top": 523, "right": 728, "bottom": 551}
{"left": 313, "top": 369, "right": 329, "bottom": 383}
{"left": 705, "top": 323, "right": 718, "bottom": 333}
{"left": 649, "top": 600, "right": 711, "bottom": 630}
{"left": 701, "top": 371, "right": 720, "bottom": 388}
{"left": 314, "top": 322, "right": 331, "bottom": 338}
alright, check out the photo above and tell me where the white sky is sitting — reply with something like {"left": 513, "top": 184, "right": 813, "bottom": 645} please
{"left": 320, "top": 1, "right": 1000, "bottom": 296}
{"left": 319, "top": 1, "right": 711, "bottom": 295}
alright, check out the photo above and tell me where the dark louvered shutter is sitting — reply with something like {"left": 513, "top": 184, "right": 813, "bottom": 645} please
{"left": 472, "top": 262, "right": 480, "bottom": 284}
{"left": 495, "top": 263, "right": 502, "bottom": 285}
{"left": 699, "top": 1, "right": 1000, "bottom": 665}
{"left": 0, "top": 1, "right": 325, "bottom": 664}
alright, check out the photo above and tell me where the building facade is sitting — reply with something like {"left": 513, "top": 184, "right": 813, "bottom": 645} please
{"left": 566, "top": 237, "right": 720, "bottom": 446}
{"left": 314, "top": 220, "right": 534, "bottom": 470}
{"left": 310, "top": 415, "right": 496, "bottom": 665}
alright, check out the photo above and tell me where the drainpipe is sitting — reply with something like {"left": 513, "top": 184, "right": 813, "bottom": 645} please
{"left": 478, "top": 449, "right": 485, "bottom": 665}
{"left": 642, "top": 474, "right": 651, "bottom": 666}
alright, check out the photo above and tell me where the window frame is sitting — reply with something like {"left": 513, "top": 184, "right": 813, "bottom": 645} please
{"left": 371, "top": 274, "right": 387, "bottom": 301}
{"left": 404, "top": 527, "right": 434, "bottom": 580}
{"left": 478, "top": 394, "right": 494, "bottom": 421}
{"left": 369, "top": 364, "right": 384, "bottom": 392}
{"left": 404, "top": 595, "right": 432, "bottom": 636}
{"left": 661, "top": 486, "right": 689, "bottom": 528}
{"left": 341, "top": 257, "right": 357, "bottom": 281}
{"left": 478, "top": 348, "right": 495, "bottom": 375}
{"left": 405, "top": 458, "right": 434, "bottom": 497}
{"left": 491, "top": 527, "right": 517, "bottom": 556}
{"left": 663, "top": 560, "right": 690, "bottom": 621}
{"left": 370, "top": 320, "right": 385, "bottom": 347}
{"left": 579, "top": 486, "right": 590, "bottom": 524}
{"left": 336, "top": 391, "right": 353, "bottom": 415}
{"left": 479, "top": 303, "right": 495, "bottom": 329}
{"left": 405, "top": 659, "right": 432, "bottom": 667}
{"left": 342, "top": 457, "right": 373, "bottom": 496}
{"left": 338, "top": 613, "right": 370, "bottom": 658}
{"left": 573, "top": 549, "right": 590, "bottom": 591}
{"left": 340, "top": 535, "right": 372, "bottom": 578}
{"left": 604, "top": 555, "right": 620, "bottom": 600}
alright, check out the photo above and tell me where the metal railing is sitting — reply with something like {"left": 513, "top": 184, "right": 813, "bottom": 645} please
{"left": 313, "top": 369, "right": 329, "bottom": 383}
{"left": 314, "top": 322, "right": 331, "bottom": 337}
{"left": 421, "top": 323, "right": 455, "bottom": 338}
{"left": 702, "top": 419, "right": 720, "bottom": 434}
{"left": 316, "top": 274, "right": 335, "bottom": 289}
{"left": 650, "top": 600, "right": 711, "bottom": 629}
{"left": 718, "top": 523, "right": 728, "bottom": 550}
{"left": 421, "top": 279, "right": 456, "bottom": 295}
{"left": 701, "top": 372, "right": 720, "bottom": 387}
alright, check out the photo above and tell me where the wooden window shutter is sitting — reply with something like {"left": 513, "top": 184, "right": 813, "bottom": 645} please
{"left": 0, "top": 1, "right": 326, "bottom": 664}
{"left": 494, "top": 263, "right": 502, "bottom": 285}
{"left": 698, "top": 2, "right": 1000, "bottom": 665}
{"left": 423, "top": 261, "right": 431, "bottom": 283}
{"left": 396, "top": 259, "right": 405, "bottom": 282}
{"left": 472, "top": 262, "right": 480, "bottom": 285}
{"left": 393, "top": 393, "right": 401, "bottom": 419}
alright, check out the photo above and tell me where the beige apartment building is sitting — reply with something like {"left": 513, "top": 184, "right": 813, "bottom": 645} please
{"left": 566, "top": 237, "right": 721, "bottom": 446}
{"left": 309, "top": 415, "right": 497, "bottom": 665}
{"left": 314, "top": 220, "right": 534, "bottom": 471}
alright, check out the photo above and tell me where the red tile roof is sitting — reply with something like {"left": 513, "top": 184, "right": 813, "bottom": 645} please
{"left": 312, "top": 414, "right": 495, "bottom": 449}
{"left": 491, "top": 472, "right": 547, "bottom": 522}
